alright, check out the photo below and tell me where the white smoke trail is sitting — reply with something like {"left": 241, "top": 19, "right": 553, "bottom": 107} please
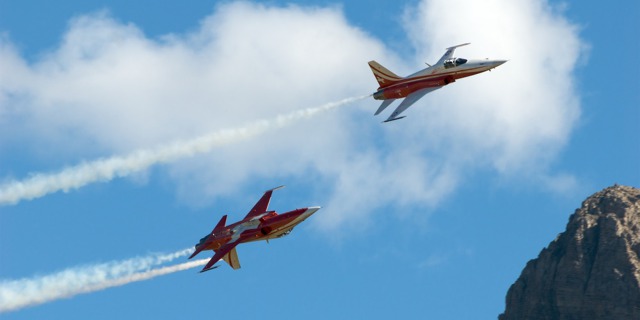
{"left": 72, "top": 258, "right": 208, "bottom": 298}
{"left": 0, "top": 248, "right": 198, "bottom": 313}
{"left": 0, "top": 95, "right": 369, "bottom": 206}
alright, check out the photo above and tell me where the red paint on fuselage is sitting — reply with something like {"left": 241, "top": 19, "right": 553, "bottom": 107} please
{"left": 373, "top": 66, "right": 488, "bottom": 100}
{"left": 196, "top": 208, "right": 311, "bottom": 253}
{"left": 189, "top": 186, "right": 320, "bottom": 272}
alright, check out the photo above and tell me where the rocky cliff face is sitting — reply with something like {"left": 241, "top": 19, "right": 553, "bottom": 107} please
{"left": 499, "top": 185, "right": 640, "bottom": 320}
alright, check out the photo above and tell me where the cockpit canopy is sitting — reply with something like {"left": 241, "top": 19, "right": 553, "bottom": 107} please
{"left": 443, "top": 58, "right": 468, "bottom": 69}
{"left": 196, "top": 235, "right": 208, "bottom": 246}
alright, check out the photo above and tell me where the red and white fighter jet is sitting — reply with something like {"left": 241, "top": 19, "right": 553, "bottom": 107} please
{"left": 369, "top": 43, "right": 506, "bottom": 122}
{"left": 188, "top": 186, "right": 320, "bottom": 272}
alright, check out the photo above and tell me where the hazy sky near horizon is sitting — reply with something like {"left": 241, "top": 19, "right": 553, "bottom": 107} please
{"left": 1, "top": 0, "right": 638, "bottom": 319}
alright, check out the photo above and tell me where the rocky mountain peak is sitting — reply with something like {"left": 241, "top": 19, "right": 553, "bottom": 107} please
{"left": 499, "top": 185, "right": 640, "bottom": 320}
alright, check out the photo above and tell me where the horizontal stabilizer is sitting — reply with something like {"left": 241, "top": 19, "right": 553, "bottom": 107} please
{"left": 188, "top": 246, "right": 204, "bottom": 259}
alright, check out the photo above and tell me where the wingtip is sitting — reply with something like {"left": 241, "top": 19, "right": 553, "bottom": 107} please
{"left": 188, "top": 248, "right": 201, "bottom": 260}
{"left": 446, "top": 42, "right": 471, "bottom": 49}
{"left": 266, "top": 185, "right": 285, "bottom": 192}
{"left": 199, "top": 265, "right": 219, "bottom": 273}
{"left": 383, "top": 116, "right": 406, "bottom": 123}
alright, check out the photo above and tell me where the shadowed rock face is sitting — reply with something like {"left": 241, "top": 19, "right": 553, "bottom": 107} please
{"left": 499, "top": 185, "right": 640, "bottom": 320}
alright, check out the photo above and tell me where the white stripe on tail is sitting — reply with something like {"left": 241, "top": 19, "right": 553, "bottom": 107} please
{"left": 368, "top": 61, "right": 402, "bottom": 88}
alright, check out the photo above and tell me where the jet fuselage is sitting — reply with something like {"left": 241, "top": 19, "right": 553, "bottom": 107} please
{"left": 372, "top": 58, "right": 506, "bottom": 101}
{"left": 368, "top": 43, "right": 507, "bottom": 122}
{"left": 194, "top": 207, "right": 319, "bottom": 253}
{"left": 189, "top": 186, "right": 319, "bottom": 272}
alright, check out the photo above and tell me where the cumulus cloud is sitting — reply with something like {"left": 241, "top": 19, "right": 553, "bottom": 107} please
{"left": 0, "top": 0, "right": 584, "bottom": 230}
{"left": 403, "top": 0, "right": 584, "bottom": 173}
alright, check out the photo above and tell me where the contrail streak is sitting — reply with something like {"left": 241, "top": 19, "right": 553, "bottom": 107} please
{"left": 0, "top": 248, "right": 201, "bottom": 313}
{"left": 0, "top": 95, "right": 369, "bottom": 206}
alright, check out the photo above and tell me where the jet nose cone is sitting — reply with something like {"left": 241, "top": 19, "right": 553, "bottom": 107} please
{"left": 300, "top": 206, "right": 320, "bottom": 219}
{"left": 493, "top": 59, "right": 507, "bottom": 67}
{"left": 305, "top": 206, "right": 321, "bottom": 216}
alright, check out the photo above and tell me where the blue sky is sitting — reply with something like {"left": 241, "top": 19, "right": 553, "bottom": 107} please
{"left": 0, "top": 0, "right": 638, "bottom": 319}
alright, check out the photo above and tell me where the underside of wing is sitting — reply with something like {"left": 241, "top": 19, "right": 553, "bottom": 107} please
{"left": 375, "top": 99, "right": 396, "bottom": 115}
{"left": 200, "top": 242, "right": 240, "bottom": 272}
{"left": 385, "top": 87, "right": 442, "bottom": 122}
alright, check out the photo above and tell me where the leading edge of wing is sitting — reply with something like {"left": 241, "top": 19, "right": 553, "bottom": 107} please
{"left": 243, "top": 185, "right": 285, "bottom": 220}
{"left": 384, "top": 87, "right": 442, "bottom": 122}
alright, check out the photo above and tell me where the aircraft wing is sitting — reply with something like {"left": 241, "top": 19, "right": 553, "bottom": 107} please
{"left": 384, "top": 87, "right": 442, "bottom": 122}
{"left": 435, "top": 43, "right": 470, "bottom": 66}
{"left": 243, "top": 186, "right": 284, "bottom": 220}
{"left": 374, "top": 99, "right": 396, "bottom": 116}
{"left": 200, "top": 242, "right": 240, "bottom": 272}
{"left": 189, "top": 244, "right": 206, "bottom": 260}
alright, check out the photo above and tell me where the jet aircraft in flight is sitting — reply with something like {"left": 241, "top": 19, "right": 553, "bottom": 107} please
{"left": 188, "top": 186, "right": 320, "bottom": 272}
{"left": 369, "top": 43, "right": 506, "bottom": 122}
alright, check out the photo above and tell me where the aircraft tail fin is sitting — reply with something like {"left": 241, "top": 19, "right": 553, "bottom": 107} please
{"left": 368, "top": 61, "right": 402, "bottom": 88}
{"left": 222, "top": 247, "right": 241, "bottom": 270}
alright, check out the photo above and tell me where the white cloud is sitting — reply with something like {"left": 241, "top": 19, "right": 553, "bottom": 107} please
{"left": 403, "top": 0, "right": 584, "bottom": 174}
{"left": 0, "top": 1, "right": 585, "bottom": 230}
